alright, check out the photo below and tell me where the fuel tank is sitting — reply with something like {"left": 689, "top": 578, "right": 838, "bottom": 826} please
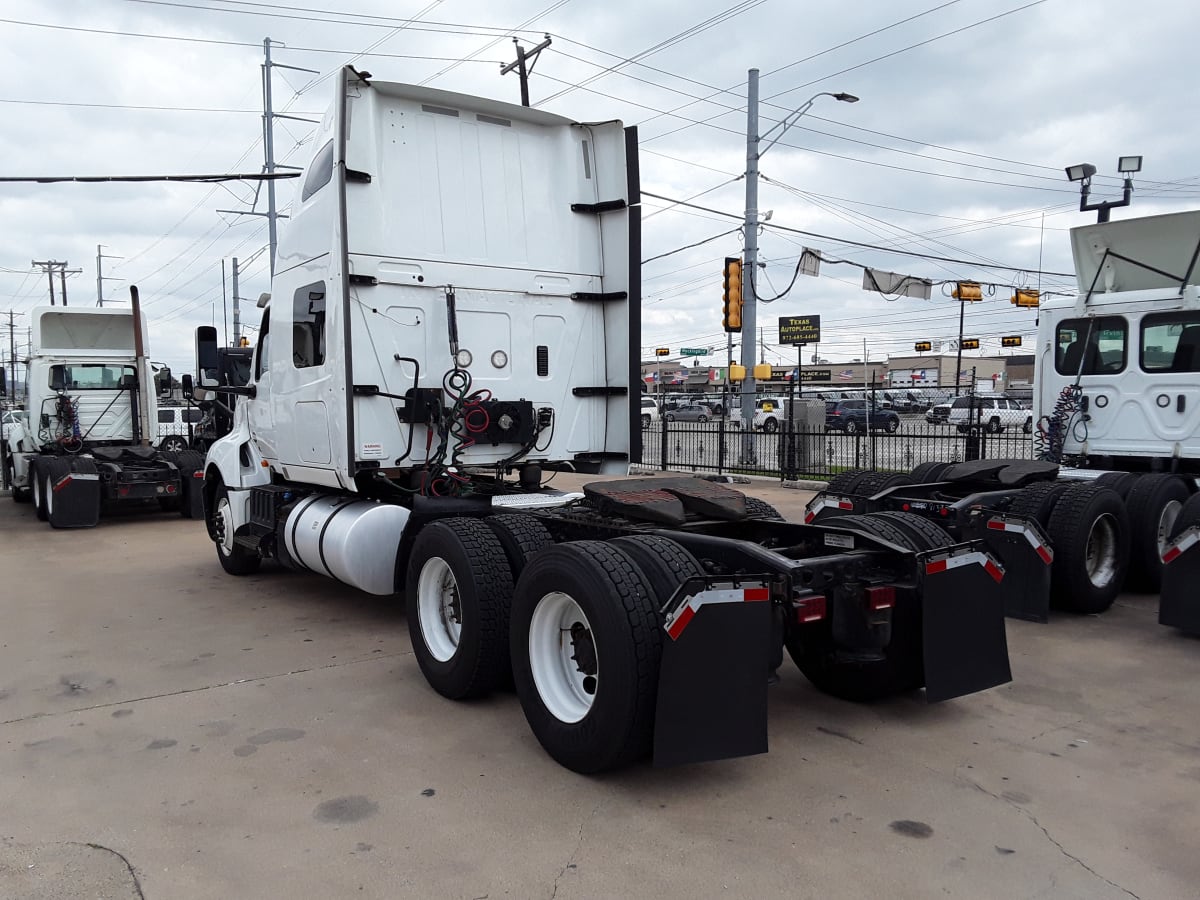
{"left": 282, "top": 494, "right": 410, "bottom": 595}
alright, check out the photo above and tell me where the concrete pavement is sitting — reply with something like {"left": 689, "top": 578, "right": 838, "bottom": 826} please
{"left": 1, "top": 479, "right": 1198, "bottom": 899}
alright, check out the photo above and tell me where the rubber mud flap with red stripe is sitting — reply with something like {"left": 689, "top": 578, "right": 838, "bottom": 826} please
{"left": 919, "top": 548, "right": 1012, "bottom": 702}
{"left": 1160, "top": 525, "right": 1200, "bottom": 634}
{"left": 653, "top": 577, "right": 773, "bottom": 767}
{"left": 976, "top": 515, "right": 1055, "bottom": 623}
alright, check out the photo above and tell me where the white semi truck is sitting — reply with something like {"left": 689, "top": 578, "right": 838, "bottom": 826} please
{"left": 2, "top": 298, "right": 204, "bottom": 526}
{"left": 191, "top": 68, "right": 1019, "bottom": 772}
{"left": 805, "top": 209, "right": 1200, "bottom": 628}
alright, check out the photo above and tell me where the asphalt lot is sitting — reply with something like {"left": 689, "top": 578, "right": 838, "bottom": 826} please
{"left": 2, "top": 475, "right": 1199, "bottom": 899}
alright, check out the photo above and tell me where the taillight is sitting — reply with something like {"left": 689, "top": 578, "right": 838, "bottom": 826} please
{"left": 794, "top": 594, "right": 826, "bottom": 623}
{"left": 865, "top": 585, "right": 895, "bottom": 610}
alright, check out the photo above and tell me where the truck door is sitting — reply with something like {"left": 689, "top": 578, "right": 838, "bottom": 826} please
{"left": 1132, "top": 311, "right": 1200, "bottom": 457}
{"left": 247, "top": 310, "right": 278, "bottom": 459}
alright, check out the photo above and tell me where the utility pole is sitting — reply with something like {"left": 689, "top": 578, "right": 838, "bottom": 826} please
{"left": 221, "top": 259, "right": 229, "bottom": 348}
{"left": 500, "top": 35, "right": 552, "bottom": 107}
{"left": 232, "top": 256, "right": 241, "bottom": 347}
{"left": 216, "top": 39, "right": 316, "bottom": 276}
{"left": 4, "top": 311, "right": 22, "bottom": 399}
{"left": 736, "top": 71, "right": 860, "bottom": 463}
{"left": 96, "top": 245, "right": 122, "bottom": 306}
{"left": 60, "top": 264, "right": 82, "bottom": 307}
{"left": 32, "top": 260, "right": 65, "bottom": 305}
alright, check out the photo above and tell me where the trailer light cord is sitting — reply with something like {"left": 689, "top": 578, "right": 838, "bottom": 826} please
{"left": 1035, "top": 384, "right": 1083, "bottom": 463}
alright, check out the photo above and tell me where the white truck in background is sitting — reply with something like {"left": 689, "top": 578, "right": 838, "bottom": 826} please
{"left": 2, "top": 298, "right": 205, "bottom": 526}
{"left": 805, "top": 209, "right": 1200, "bottom": 629}
{"left": 190, "top": 68, "right": 1018, "bottom": 773}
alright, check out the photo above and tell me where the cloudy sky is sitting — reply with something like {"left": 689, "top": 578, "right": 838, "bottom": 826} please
{"left": 1, "top": 0, "right": 1197, "bottom": 378}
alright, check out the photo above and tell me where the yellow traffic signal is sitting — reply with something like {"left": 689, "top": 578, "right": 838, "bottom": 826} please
{"left": 961, "top": 338, "right": 980, "bottom": 350}
{"left": 723, "top": 257, "right": 743, "bottom": 332}
{"left": 952, "top": 282, "right": 983, "bottom": 301}
{"left": 1001, "top": 335, "right": 1023, "bottom": 348}
{"left": 914, "top": 341, "right": 932, "bottom": 352}
{"left": 1012, "top": 289, "right": 1040, "bottom": 308}
{"left": 655, "top": 347, "right": 670, "bottom": 357}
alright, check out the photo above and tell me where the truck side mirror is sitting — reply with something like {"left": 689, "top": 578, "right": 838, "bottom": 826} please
{"left": 156, "top": 364, "right": 173, "bottom": 399}
{"left": 120, "top": 374, "right": 136, "bottom": 389}
{"left": 181, "top": 373, "right": 194, "bottom": 399}
{"left": 49, "top": 366, "right": 66, "bottom": 391}
{"left": 196, "top": 325, "right": 220, "bottom": 388}
{"left": 0, "top": 365, "right": 6, "bottom": 397}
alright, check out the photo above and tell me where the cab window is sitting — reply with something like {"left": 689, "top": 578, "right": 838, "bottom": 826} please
{"left": 292, "top": 282, "right": 326, "bottom": 369}
{"left": 301, "top": 141, "right": 335, "bottom": 202}
{"left": 1055, "top": 316, "right": 1127, "bottom": 376}
{"left": 255, "top": 311, "right": 271, "bottom": 380}
{"left": 1140, "top": 311, "right": 1200, "bottom": 373}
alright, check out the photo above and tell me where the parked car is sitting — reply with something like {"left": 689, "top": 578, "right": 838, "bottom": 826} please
{"left": 947, "top": 395, "right": 1033, "bottom": 433}
{"left": 156, "top": 404, "right": 205, "bottom": 451}
{"left": 640, "top": 396, "right": 659, "bottom": 428}
{"left": 825, "top": 399, "right": 900, "bottom": 433}
{"left": 664, "top": 403, "right": 713, "bottom": 423}
{"left": 925, "top": 399, "right": 953, "bottom": 424}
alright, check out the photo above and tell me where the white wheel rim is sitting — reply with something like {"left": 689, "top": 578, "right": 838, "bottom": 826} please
{"left": 417, "top": 557, "right": 462, "bottom": 663}
{"left": 45, "top": 476, "right": 53, "bottom": 516}
{"left": 1085, "top": 513, "right": 1119, "bottom": 587}
{"left": 528, "top": 591, "right": 597, "bottom": 724}
{"left": 216, "top": 496, "right": 235, "bottom": 554}
{"left": 32, "top": 472, "right": 41, "bottom": 507}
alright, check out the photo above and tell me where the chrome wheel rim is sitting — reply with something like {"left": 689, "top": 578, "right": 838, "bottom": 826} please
{"left": 1156, "top": 500, "right": 1184, "bottom": 560}
{"left": 1085, "top": 513, "right": 1119, "bottom": 587}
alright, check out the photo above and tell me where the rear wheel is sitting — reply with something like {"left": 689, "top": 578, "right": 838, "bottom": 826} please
{"left": 763, "top": 418, "right": 778, "bottom": 433}
{"left": 1045, "top": 485, "right": 1129, "bottom": 614}
{"left": 885, "top": 417, "right": 900, "bottom": 433}
{"left": 406, "top": 518, "right": 514, "bottom": 700}
{"left": 825, "top": 469, "right": 870, "bottom": 494}
{"left": 788, "top": 513, "right": 925, "bottom": 701}
{"left": 1125, "top": 474, "right": 1191, "bottom": 592}
{"left": 1022, "top": 417, "right": 1033, "bottom": 434}
{"left": 1006, "top": 481, "right": 1071, "bottom": 527}
{"left": 32, "top": 460, "right": 48, "bottom": 521}
{"left": 609, "top": 534, "right": 704, "bottom": 604}
{"left": 485, "top": 514, "right": 554, "bottom": 581}
{"left": 160, "top": 435, "right": 189, "bottom": 453}
{"left": 854, "top": 471, "right": 913, "bottom": 496}
{"left": 6, "top": 457, "right": 30, "bottom": 503}
{"left": 1095, "top": 471, "right": 1139, "bottom": 499}
{"left": 910, "top": 461, "right": 951, "bottom": 483}
{"left": 744, "top": 496, "right": 784, "bottom": 521}
{"left": 511, "top": 542, "right": 661, "bottom": 773}
{"left": 845, "top": 420, "right": 860, "bottom": 434}
{"left": 211, "top": 483, "right": 261, "bottom": 576}
{"left": 988, "top": 417, "right": 1003, "bottom": 434}
{"left": 641, "top": 414, "right": 651, "bottom": 428}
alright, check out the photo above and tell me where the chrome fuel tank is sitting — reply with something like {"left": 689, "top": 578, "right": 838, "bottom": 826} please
{"left": 283, "top": 494, "right": 410, "bottom": 595}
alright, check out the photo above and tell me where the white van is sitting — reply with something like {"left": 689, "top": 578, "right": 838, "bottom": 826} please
{"left": 155, "top": 405, "right": 204, "bottom": 451}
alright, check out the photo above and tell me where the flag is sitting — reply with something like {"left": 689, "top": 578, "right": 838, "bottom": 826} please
{"left": 788, "top": 368, "right": 798, "bottom": 381}
{"left": 837, "top": 369, "right": 855, "bottom": 380}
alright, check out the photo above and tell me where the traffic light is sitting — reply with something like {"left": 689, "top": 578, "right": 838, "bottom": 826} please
{"left": 1001, "top": 335, "right": 1023, "bottom": 348}
{"left": 952, "top": 282, "right": 983, "bottom": 301}
{"left": 914, "top": 341, "right": 932, "bottom": 352}
{"left": 1012, "top": 289, "right": 1040, "bottom": 308}
{"left": 722, "top": 257, "right": 743, "bottom": 332}
{"left": 655, "top": 347, "right": 670, "bottom": 357}
{"left": 961, "top": 338, "right": 980, "bottom": 350}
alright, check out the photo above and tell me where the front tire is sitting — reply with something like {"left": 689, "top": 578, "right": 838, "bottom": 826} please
{"left": 511, "top": 542, "right": 661, "bottom": 773}
{"left": 32, "top": 460, "right": 48, "bottom": 521}
{"left": 211, "top": 484, "right": 261, "bottom": 576}
{"left": 885, "top": 417, "right": 899, "bottom": 433}
{"left": 763, "top": 418, "right": 778, "bottom": 433}
{"left": 405, "top": 518, "right": 514, "bottom": 700}
{"left": 641, "top": 414, "right": 651, "bottom": 428}
{"left": 845, "top": 420, "right": 859, "bottom": 435}
{"left": 6, "top": 458, "right": 30, "bottom": 503}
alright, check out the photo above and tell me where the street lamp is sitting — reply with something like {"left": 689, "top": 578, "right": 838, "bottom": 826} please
{"left": 1066, "top": 156, "right": 1143, "bottom": 223}
{"left": 739, "top": 72, "right": 859, "bottom": 462}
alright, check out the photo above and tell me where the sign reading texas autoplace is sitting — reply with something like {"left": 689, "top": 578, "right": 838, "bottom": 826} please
{"left": 778, "top": 315, "right": 821, "bottom": 345}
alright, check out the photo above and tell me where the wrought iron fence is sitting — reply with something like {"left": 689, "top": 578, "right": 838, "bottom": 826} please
{"left": 637, "top": 414, "right": 1035, "bottom": 481}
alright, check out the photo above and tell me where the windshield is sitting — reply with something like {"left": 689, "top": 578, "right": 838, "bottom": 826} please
{"left": 49, "top": 364, "right": 135, "bottom": 390}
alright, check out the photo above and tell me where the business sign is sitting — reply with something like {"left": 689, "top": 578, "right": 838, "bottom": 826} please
{"left": 778, "top": 315, "right": 821, "bottom": 345}
{"left": 768, "top": 368, "right": 831, "bottom": 383}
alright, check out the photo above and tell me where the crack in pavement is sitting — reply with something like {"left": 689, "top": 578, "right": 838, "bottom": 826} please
{"left": 0, "top": 651, "right": 411, "bottom": 728}
{"left": 549, "top": 803, "right": 598, "bottom": 900}
{"left": 79, "top": 842, "right": 146, "bottom": 900}
{"left": 964, "top": 776, "right": 1140, "bottom": 900}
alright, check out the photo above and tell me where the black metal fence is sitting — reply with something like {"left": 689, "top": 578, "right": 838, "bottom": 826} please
{"left": 638, "top": 414, "right": 1035, "bottom": 481}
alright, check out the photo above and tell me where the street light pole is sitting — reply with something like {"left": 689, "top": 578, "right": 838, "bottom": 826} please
{"left": 737, "top": 71, "right": 859, "bottom": 463}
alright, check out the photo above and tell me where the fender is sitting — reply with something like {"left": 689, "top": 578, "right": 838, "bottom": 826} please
{"left": 202, "top": 413, "right": 271, "bottom": 536}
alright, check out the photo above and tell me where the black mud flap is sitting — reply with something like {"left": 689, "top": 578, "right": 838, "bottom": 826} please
{"left": 182, "top": 470, "right": 206, "bottom": 519}
{"left": 977, "top": 515, "right": 1055, "bottom": 623}
{"left": 919, "top": 548, "right": 1012, "bottom": 702}
{"left": 653, "top": 578, "right": 773, "bottom": 766}
{"left": 49, "top": 471, "right": 101, "bottom": 528}
{"left": 1160, "top": 526, "right": 1200, "bottom": 634}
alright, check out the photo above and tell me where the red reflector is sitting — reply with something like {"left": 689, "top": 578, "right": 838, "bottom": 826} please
{"left": 984, "top": 560, "right": 1004, "bottom": 583}
{"left": 804, "top": 511, "right": 815, "bottom": 523}
{"left": 987, "top": 519, "right": 1006, "bottom": 530}
{"left": 866, "top": 585, "right": 895, "bottom": 610}
{"left": 925, "top": 559, "right": 948, "bottom": 575}
{"left": 1036, "top": 545, "right": 1053, "bottom": 565}
{"left": 166, "top": 484, "right": 178, "bottom": 494}
{"left": 939, "top": 507, "right": 950, "bottom": 517}
{"left": 118, "top": 485, "right": 130, "bottom": 497}
{"left": 901, "top": 503, "right": 910, "bottom": 511}
{"left": 193, "top": 470, "right": 204, "bottom": 478}
{"left": 1162, "top": 546, "right": 1182, "bottom": 564}
{"left": 796, "top": 594, "right": 826, "bottom": 623}
{"left": 743, "top": 587, "right": 769, "bottom": 602}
